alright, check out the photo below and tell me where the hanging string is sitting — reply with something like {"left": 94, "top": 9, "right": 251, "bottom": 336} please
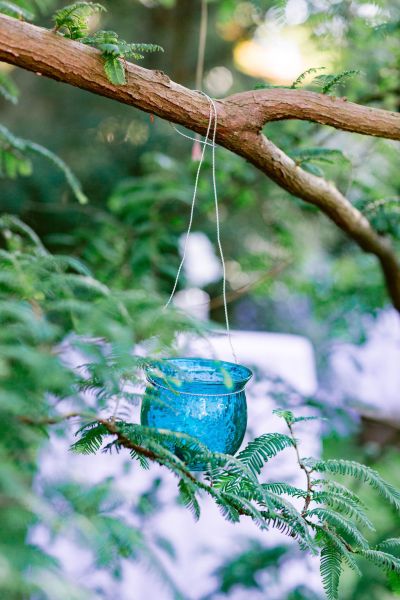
{"left": 163, "top": 94, "right": 213, "bottom": 311}
{"left": 164, "top": 92, "right": 238, "bottom": 364}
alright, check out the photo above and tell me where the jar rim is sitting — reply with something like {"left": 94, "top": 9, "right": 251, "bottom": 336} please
{"left": 146, "top": 357, "right": 252, "bottom": 393}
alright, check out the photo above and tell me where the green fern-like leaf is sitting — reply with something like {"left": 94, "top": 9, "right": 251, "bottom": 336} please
{"left": 262, "top": 482, "right": 307, "bottom": 498}
{"left": 272, "top": 408, "right": 295, "bottom": 424}
{"left": 291, "top": 148, "right": 349, "bottom": 167}
{"left": 307, "top": 507, "right": 368, "bottom": 549}
{"left": 316, "top": 528, "right": 361, "bottom": 576}
{"left": 71, "top": 422, "right": 108, "bottom": 454}
{"left": 313, "top": 70, "right": 360, "bottom": 94}
{"left": 219, "top": 491, "right": 268, "bottom": 529}
{"left": 357, "top": 548, "right": 400, "bottom": 573}
{"left": 290, "top": 66, "right": 326, "bottom": 89}
{"left": 313, "top": 479, "right": 366, "bottom": 507}
{"left": 178, "top": 479, "right": 200, "bottom": 521}
{"left": 103, "top": 55, "right": 126, "bottom": 85}
{"left": 373, "top": 21, "right": 400, "bottom": 37}
{"left": 310, "top": 459, "right": 400, "bottom": 511}
{"left": 81, "top": 30, "right": 163, "bottom": 85}
{"left": 319, "top": 541, "right": 343, "bottom": 600}
{"left": 24, "top": 140, "right": 88, "bottom": 204}
{"left": 235, "top": 433, "right": 295, "bottom": 477}
{"left": 53, "top": 2, "right": 106, "bottom": 38}
{"left": 377, "top": 538, "right": 400, "bottom": 553}
{"left": 263, "top": 492, "right": 315, "bottom": 552}
{"left": 312, "top": 491, "right": 374, "bottom": 531}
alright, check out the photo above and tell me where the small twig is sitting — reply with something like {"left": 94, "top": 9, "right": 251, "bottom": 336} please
{"left": 286, "top": 420, "right": 313, "bottom": 516}
{"left": 210, "top": 260, "right": 291, "bottom": 309}
{"left": 18, "top": 411, "right": 82, "bottom": 425}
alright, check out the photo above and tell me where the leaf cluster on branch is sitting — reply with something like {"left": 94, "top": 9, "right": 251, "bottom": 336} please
{"left": 53, "top": 2, "right": 163, "bottom": 84}
{"left": 1, "top": 8, "right": 400, "bottom": 310}
{"left": 71, "top": 409, "right": 400, "bottom": 600}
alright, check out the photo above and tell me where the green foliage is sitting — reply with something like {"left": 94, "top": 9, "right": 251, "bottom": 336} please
{"left": 103, "top": 51, "right": 126, "bottom": 85}
{"left": 255, "top": 67, "right": 360, "bottom": 96}
{"left": 290, "top": 67, "right": 326, "bottom": 89}
{"left": 70, "top": 403, "right": 400, "bottom": 600}
{"left": 2, "top": 1, "right": 400, "bottom": 598}
{"left": 289, "top": 148, "right": 350, "bottom": 178}
{"left": 0, "top": 124, "right": 87, "bottom": 203}
{"left": 308, "top": 459, "right": 400, "bottom": 511}
{"left": 313, "top": 70, "right": 361, "bottom": 95}
{"left": 53, "top": 1, "right": 106, "bottom": 38}
{"left": 233, "top": 432, "right": 295, "bottom": 477}
{"left": 53, "top": 3, "right": 163, "bottom": 84}
{"left": 319, "top": 536, "right": 343, "bottom": 600}
{"left": 177, "top": 479, "right": 201, "bottom": 521}
{"left": 82, "top": 30, "right": 163, "bottom": 85}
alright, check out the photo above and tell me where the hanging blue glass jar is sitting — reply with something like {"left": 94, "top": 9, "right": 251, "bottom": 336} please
{"left": 141, "top": 358, "right": 252, "bottom": 470}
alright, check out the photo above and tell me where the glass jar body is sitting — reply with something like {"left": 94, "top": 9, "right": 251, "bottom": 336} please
{"left": 141, "top": 383, "right": 248, "bottom": 470}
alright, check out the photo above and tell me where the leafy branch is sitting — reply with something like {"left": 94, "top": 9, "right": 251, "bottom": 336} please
{"left": 314, "top": 70, "right": 361, "bottom": 95}
{"left": 64, "top": 408, "right": 400, "bottom": 600}
{"left": 53, "top": 2, "right": 163, "bottom": 85}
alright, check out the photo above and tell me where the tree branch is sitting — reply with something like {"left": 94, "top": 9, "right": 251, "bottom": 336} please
{"left": 1, "top": 14, "right": 400, "bottom": 309}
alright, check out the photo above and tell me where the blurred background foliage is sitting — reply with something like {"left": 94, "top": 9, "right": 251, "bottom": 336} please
{"left": 1, "top": 0, "right": 400, "bottom": 598}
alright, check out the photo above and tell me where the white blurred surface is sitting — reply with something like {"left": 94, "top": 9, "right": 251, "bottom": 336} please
{"left": 331, "top": 309, "right": 400, "bottom": 419}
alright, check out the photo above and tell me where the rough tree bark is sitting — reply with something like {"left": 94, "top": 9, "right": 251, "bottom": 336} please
{"left": 1, "top": 14, "right": 400, "bottom": 309}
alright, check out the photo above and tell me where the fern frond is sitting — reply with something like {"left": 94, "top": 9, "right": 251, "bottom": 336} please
{"left": 313, "top": 479, "right": 366, "bottom": 507}
{"left": 103, "top": 55, "right": 126, "bottom": 85}
{"left": 81, "top": 30, "right": 163, "bottom": 85}
{"left": 319, "top": 540, "right": 343, "bottom": 600}
{"left": 178, "top": 479, "right": 200, "bottom": 521}
{"left": 313, "top": 70, "right": 360, "bottom": 94}
{"left": 293, "top": 415, "right": 322, "bottom": 424}
{"left": 357, "top": 548, "right": 400, "bottom": 573}
{"left": 235, "top": 433, "right": 295, "bottom": 477}
{"left": 262, "top": 482, "right": 307, "bottom": 498}
{"left": 216, "top": 496, "right": 241, "bottom": 523}
{"left": 290, "top": 66, "right": 326, "bottom": 89}
{"left": 53, "top": 2, "right": 106, "bottom": 38}
{"left": 376, "top": 538, "right": 400, "bottom": 553}
{"left": 272, "top": 408, "right": 295, "bottom": 423}
{"left": 310, "top": 459, "right": 400, "bottom": 511}
{"left": 71, "top": 421, "right": 108, "bottom": 454}
{"left": 312, "top": 491, "right": 374, "bottom": 531}
{"left": 123, "top": 42, "right": 163, "bottom": 57}
{"left": 290, "top": 148, "right": 349, "bottom": 166}
{"left": 219, "top": 491, "right": 267, "bottom": 529}
{"left": 373, "top": 21, "right": 400, "bottom": 37}
{"left": 264, "top": 492, "right": 315, "bottom": 551}
{"left": 316, "top": 527, "right": 361, "bottom": 576}
{"left": 307, "top": 507, "right": 368, "bottom": 549}
{"left": 264, "top": 514, "right": 311, "bottom": 548}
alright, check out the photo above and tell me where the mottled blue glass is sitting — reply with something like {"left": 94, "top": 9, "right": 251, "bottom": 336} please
{"left": 140, "top": 358, "right": 252, "bottom": 471}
